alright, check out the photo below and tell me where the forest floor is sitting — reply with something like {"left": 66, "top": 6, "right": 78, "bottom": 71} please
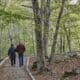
{"left": 29, "top": 53, "right": 80, "bottom": 80}
{"left": 0, "top": 57, "right": 31, "bottom": 80}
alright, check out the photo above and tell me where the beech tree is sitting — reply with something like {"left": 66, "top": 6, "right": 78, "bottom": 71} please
{"left": 49, "top": 0, "right": 66, "bottom": 63}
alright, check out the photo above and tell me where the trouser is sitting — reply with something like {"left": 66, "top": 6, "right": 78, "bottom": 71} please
{"left": 10, "top": 57, "right": 16, "bottom": 66}
{"left": 18, "top": 54, "right": 24, "bottom": 67}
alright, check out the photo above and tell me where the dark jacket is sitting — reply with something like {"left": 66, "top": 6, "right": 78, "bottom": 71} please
{"left": 8, "top": 47, "right": 16, "bottom": 58}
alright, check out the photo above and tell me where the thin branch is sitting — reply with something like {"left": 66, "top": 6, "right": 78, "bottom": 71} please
{"left": 21, "top": 5, "right": 33, "bottom": 9}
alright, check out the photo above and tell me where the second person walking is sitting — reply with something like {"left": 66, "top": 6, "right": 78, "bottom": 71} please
{"left": 16, "top": 42, "right": 25, "bottom": 67}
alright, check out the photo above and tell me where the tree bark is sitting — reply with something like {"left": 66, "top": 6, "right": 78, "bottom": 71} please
{"left": 60, "top": 34, "right": 63, "bottom": 53}
{"left": 64, "top": 26, "right": 71, "bottom": 52}
{"left": 68, "top": 28, "right": 71, "bottom": 52}
{"left": 43, "top": 0, "right": 51, "bottom": 58}
{"left": 63, "top": 34, "right": 65, "bottom": 53}
{"left": 32, "top": 0, "right": 45, "bottom": 71}
{"left": 49, "top": 0, "right": 66, "bottom": 63}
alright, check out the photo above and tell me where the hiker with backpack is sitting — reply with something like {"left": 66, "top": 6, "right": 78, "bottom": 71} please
{"left": 16, "top": 42, "right": 25, "bottom": 67}
{"left": 8, "top": 44, "right": 16, "bottom": 66}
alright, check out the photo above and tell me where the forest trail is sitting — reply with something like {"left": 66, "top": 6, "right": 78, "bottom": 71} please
{"left": 0, "top": 57, "right": 31, "bottom": 80}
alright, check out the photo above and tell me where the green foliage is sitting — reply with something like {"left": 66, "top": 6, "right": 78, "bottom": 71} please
{"left": 0, "top": 0, "right": 80, "bottom": 59}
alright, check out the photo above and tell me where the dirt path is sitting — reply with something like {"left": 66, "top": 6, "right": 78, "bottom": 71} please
{"left": 0, "top": 57, "right": 31, "bottom": 80}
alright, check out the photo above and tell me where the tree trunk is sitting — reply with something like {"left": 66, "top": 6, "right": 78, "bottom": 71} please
{"left": 68, "top": 28, "right": 71, "bottom": 52}
{"left": 63, "top": 34, "right": 65, "bottom": 53}
{"left": 43, "top": 0, "right": 51, "bottom": 58}
{"left": 60, "top": 34, "right": 63, "bottom": 53}
{"left": 32, "top": 0, "right": 45, "bottom": 71}
{"left": 49, "top": 0, "right": 66, "bottom": 63}
{"left": 8, "top": 28, "right": 12, "bottom": 44}
{"left": 64, "top": 26, "right": 71, "bottom": 52}
{"left": 0, "top": 31, "right": 2, "bottom": 60}
{"left": 41, "top": 0, "right": 51, "bottom": 58}
{"left": 32, "top": 26, "right": 36, "bottom": 56}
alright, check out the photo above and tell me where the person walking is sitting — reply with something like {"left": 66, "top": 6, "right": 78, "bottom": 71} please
{"left": 16, "top": 42, "right": 25, "bottom": 67}
{"left": 8, "top": 44, "right": 16, "bottom": 66}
